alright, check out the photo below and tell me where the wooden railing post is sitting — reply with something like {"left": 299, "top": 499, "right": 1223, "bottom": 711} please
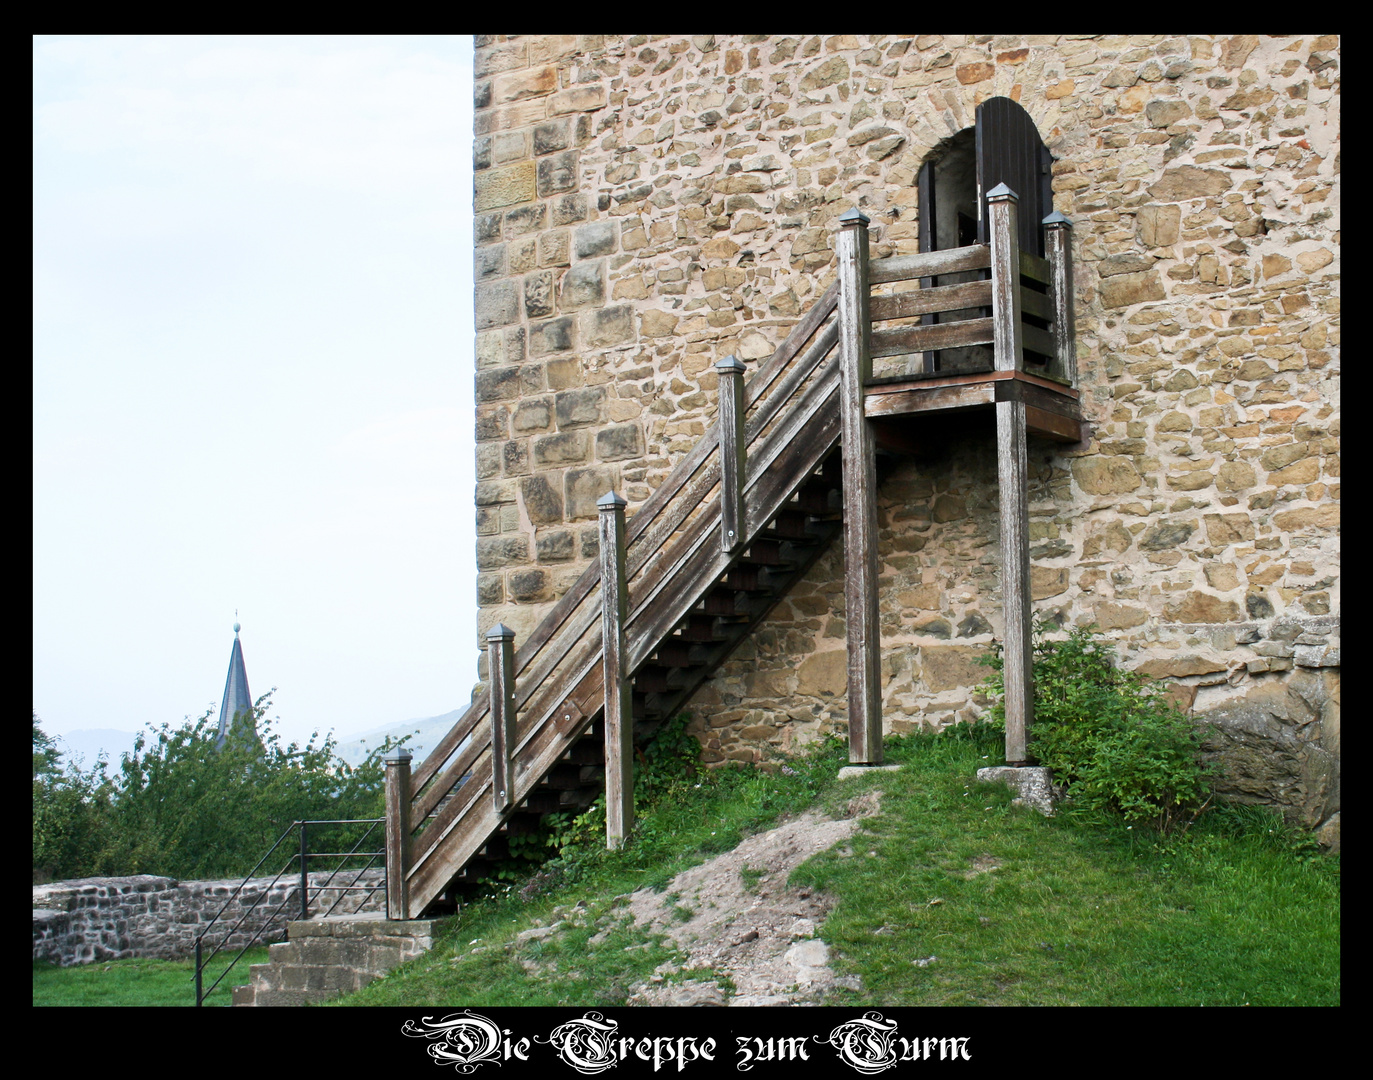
{"left": 383, "top": 748, "right": 412, "bottom": 920}
{"left": 716, "top": 355, "right": 747, "bottom": 553}
{"left": 988, "top": 184, "right": 1033, "bottom": 764}
{"left": 1043, "top": 211, "right": 1076, "bottom": 387}
{"left": 598, "top": 491, "right": 634, "bottom": 848}
{"left": 836, "top": 207, "right": 882, "bottom": 765}
{"left": 487, "top": 624, "right": 517, "bottom": 813}
{"left": 987, "top": 183, "right": 1023, "bottom": 373}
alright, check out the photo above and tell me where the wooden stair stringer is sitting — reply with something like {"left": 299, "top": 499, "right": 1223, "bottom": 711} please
{"left": 407, "top": 296, "right": 841, "bottom": 830}
{"left": 404, "top": 369, "right": 844, "bottom": 917}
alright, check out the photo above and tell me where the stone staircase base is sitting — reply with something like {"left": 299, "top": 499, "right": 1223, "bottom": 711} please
{"left": 233, "top": 913, "right": 444, "bottom": 1006}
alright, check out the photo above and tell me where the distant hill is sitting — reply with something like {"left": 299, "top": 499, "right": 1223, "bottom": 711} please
{"left": 331, "top": 709, "right": 466, "bottom": 768}
{"left": 50, "top": 709, "right": 467, "bottom": 775}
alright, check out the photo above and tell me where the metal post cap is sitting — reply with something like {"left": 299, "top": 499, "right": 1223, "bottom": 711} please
{"left": 486, "top": 623, "right": 516, "bottom": 641}
{"left": 714, "top": 355, "right": 746, "bottom": 373}
{"left": 839, "top": 207, "right": 871, "bottom": 226}
{"left": 986, "top": 182, "right": 1019, "bottom": 201}
{"left": 597, "top": 491, "right": 628, "bottom": 509}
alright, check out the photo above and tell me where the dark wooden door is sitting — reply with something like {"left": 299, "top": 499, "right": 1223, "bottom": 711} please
{"left": 975, "top": 96, "right": 1053, "bottom": 257}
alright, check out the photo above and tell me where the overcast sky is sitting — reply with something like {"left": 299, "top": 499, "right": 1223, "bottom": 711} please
{"left": 33, "top": 35, "right": 478, "bottom": 752}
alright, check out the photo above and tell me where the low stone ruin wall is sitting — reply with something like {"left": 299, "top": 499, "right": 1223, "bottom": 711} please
{"left": 32, "top": 869, "right": 386, "bottom": 967}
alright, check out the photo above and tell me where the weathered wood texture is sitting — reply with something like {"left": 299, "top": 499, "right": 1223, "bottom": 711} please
{"left": 1018, "top": 287, "right": 1054, "bottom": 322}
{"left": 1024, "top": 404, "right": 1083, "bottom": 443}
{"left": 864, "top": 371, "right": 1083, "bottom": 442}
{"left": 404, "top": 375, "right": 844, "bottom": 911}
{"left": 400, "top": 278, "right": 846, "bottom": 916}
{"left": 599, "top": 493, "right": 633, "bottom": 848}
{"left": 716, "top": 356, "right": 746, "bottom": 553}
{"left": 868, "top": 278, "right": 992, "bottom": 322}
{"left": 837, "top": 211, "right": 882, "bottom": 765}
{"left": 869, "top": 243, "right": 990, "bottom": 284}
{"left": 487, "top": 625, "right": 516, "bottom": 813}
{"left": 988, "top": 185, "right": 1024, "bottom": 374}
{"left": 865, "top": 243, "right": 1066, "bottom": 378}
{"left": 865, "top": 367, "right": 1080, "bottom": 401}
{"left": 1044, "top": 213, "right": 1077, "bottom": 386}
{"left": 383, "top": 752, "right": 412, "bottom": 921}
{"left": 871, "top": 379, "right": 1004, "bottom": 418}
{"left": 871, "top": 318, "right": 994, "bottom": 358}
{"left": 1021, "top": 323, "right": 1055, "bottom": 360}
{"left": 1018, "top": 250, "right": 1050, "bottom": 284}
{"left": 997, "top": 395, "right": 1033, "bottom": 764}
{"left": 408, "top": 284, "right": 841, "bottom": 810}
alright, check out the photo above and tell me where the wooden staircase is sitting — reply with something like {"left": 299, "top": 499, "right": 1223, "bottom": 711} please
{"left": 383, "top": 188, "right": 1083, "bottom": 920}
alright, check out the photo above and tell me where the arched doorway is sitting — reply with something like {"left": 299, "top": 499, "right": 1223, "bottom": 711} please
{"left": 915, "top": 97, "right": 1054, "bottom": 375}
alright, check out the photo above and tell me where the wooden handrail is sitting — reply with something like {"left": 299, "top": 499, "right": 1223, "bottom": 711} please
{"left": 411, "top": 286, "right": 841, "bottom": 803}
{"left": 405, "top": 366, "right": 846, "bottom": 905}
{"left": 402, "top": 280, "right": 845, "bottom": 906}
{"left": 869, "top": 243, "right": 990, "bottom": 285}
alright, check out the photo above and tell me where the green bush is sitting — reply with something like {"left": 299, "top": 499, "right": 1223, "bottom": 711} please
{"left": 32, "top": 697, "right": 400, "bottom": 882}
{"left": 981, "top": 624, "right": 1215, "bottom": 833}
{"left": 33, "top": 714, "right": 111, "bottom": 883}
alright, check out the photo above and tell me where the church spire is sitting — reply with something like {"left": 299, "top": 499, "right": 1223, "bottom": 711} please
{"left": 216, "top": 619, "right": 255, "bottom": 750}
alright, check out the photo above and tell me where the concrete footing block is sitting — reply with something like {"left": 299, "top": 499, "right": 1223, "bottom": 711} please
{"left": 976, "top": 765, "right": 1057, "bottom": 815}
{"left": 837, "top": 763, "right": 903, "bottom": 780}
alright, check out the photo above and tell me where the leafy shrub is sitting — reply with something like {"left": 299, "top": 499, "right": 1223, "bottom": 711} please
{"left": 32, "top": 696, "right": 399, "bottom": 882}
{"left": 33, "top": 716, "right": 109, "bottom": 884}
{"left": 981, "top": 624, "right": 1215, "bottom": 833}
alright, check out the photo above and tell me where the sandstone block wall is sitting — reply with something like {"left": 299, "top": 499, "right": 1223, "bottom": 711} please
{"left": 32, "top": 870, "right": 386, "bottom": 967}
{"left": 471, "top": 35, "right": 1338, "bottom": 829}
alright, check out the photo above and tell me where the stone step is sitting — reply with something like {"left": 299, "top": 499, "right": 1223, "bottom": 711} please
{"left": 234, "top": 914, "right": 447, "bottom": 1007}
{"left": 247, "top": 961, "right": 278, "bottom": 990}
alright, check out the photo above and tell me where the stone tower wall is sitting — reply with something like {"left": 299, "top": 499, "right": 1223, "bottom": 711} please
{"left": 472, "top": 34, "right": 1339, "bottom": 830}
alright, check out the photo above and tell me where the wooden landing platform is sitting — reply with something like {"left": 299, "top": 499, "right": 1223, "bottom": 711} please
{"left": 864, "top": 369, "right": 1085, "bottom": 445}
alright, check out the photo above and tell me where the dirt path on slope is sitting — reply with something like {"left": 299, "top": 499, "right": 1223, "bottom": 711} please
{"left": 623, "top": 789, "right": 882, "bottom": 1006}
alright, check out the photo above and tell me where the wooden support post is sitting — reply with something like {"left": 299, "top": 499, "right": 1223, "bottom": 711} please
{"left": 1043, "top": 211, "right": 1076, "bottom": 387}
{"left": 987, "top": 183, "right": 1024, "bottom": 374}
{"left": 383, "top": 749, "right": 412, "bottom": 921}
{"left": 487, "top": 623, "right": 517, "bottom": 813}
{"left": 836, "top": 208, "right": 882, "bottom": 765}
{"left": 989, "top": 183, "right": 1033, "bottom": 762}
{"left": 716, "top": 355, "right": 746, "bottom": 553}
{"left": 598, "top": 491, "right": 634, "bottom": 848}
{"left": 996, "top": 388, "right": 1034, "bottom": 765}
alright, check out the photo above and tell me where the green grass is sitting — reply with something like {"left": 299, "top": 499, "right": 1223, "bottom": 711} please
{"left": 338, "top": 724, "right": 1338, "bottom": 1008}
{"left": 37, "top": 724, "right": 1338, "bottom": 1007}
{"left": 33, "top": 945, "right": 270, "bottom": 1007}
{"left": 793, "top": 730, "right": 1340, "bottom": 1006}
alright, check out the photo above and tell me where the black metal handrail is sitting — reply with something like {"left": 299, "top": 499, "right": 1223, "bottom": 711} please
{"left": 194, "top": 818, "right": 384, "bottom": 1007}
